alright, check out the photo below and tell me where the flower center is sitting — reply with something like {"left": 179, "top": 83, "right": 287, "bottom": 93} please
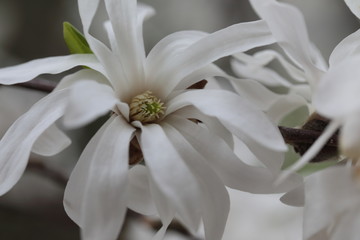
{"left": 129, "top": 91, "right": 165, "bottom": 123}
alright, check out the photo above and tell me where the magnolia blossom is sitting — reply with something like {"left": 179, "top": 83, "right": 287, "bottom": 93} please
{"left": 0, "top": 0, "right": 303, "bottom": 239}
{"left": 232, "top": 0, "right": 360, "bottom": 180}
{"left": 303, "top": 166, "right": 360, "bottom": 240}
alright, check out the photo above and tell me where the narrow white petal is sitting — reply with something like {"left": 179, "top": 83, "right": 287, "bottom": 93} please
{"left": 0, "top": 90, "right": 69, "bottom": 195}
{"left": 163, "top": 122, "right": 230, "bottom": 240}
{"left": 78, "top": 0, "right": 129, "bottom": 95}
{"left": 168, "top": 116, "right": 301, "bottom": 193}
{"left": 345, "top": 0, "right": 360, "bottom": 19}
{"left": 0, "top": 54, "right": 99, "bottom": 85}
{"left": 250, "top": 0, "right": 325, "bottom": 88}
{"left": 166, "top": 89, "right": 287, "bottom": 152}
{"left": 127, "top": 165, "right": 157, "bottom": 216}
{"left": 64, "top": 116, "right": 135, "bottom": 240}
{"left": 32, "top": 124, "right": 71, "bottom": 156}
{"left": 80, "top": 116, "right": 134, "bottom": 240}
{"left": 140, "top": 124, "right": 202, "bottom": 234}
{"left": 105, "top": 0, "right": 154, "bottom": 86}
{"left": 329, "top": 28, "right": 360, "bottom": 66}
{"left": 63, "top": 80, "right": 119, "bottom": 128}
{"left": 155, "top": 20, "right": 276, "bottom": 97}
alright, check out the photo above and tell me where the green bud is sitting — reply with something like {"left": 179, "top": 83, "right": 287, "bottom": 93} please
{"left": 63, "top": 22, "right": 92, "bottom": 54}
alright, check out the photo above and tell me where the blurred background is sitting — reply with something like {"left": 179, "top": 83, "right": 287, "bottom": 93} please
{"left": 0, "top": 0, "right": 358, "bottom": 239}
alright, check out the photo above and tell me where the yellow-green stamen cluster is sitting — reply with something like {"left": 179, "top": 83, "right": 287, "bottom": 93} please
{"left": 129, "top": 91, "right": 165, "bottom": 123}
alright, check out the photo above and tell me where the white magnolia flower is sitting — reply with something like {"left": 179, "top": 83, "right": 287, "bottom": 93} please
{"left": 303, "top": 165, "right": 360, "bottom": 240}
{"left": 241, "top": 0, "right": 360, "bottom": 179}
{"left": 0, "top": 0, "right": 301, "bottom": 239}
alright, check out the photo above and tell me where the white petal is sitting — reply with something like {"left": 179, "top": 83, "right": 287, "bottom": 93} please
{"left": 232, "top": 50, "right": 306, "bottom": 86}
{"left": 163, "top": 122, "right": 230, "bottom": 240}
{"left": 329, "top": 28, "right": 360, "bottom": 67}
{"left": 54, "top": 68, "right": 110, "bottom": 92}
{"left": 345, "top": 0, "right": 360, "bottom": 19}
{"left": 166, "top": 89, "right": 287, "bottom": 152}
{"left": 0, "top": 90, "right": 69, "bottom": 195}
{"left": 304, "top": 166, "right": 360, "bottom": 239}
{"left": 140, "top": 124, "right": 202, "bottom": 234}
{"left": 155, "top": 20, "right": 276, "bottom": 98}
{"left": 64, "top": 117, "right": 114, "bottom": 226}
{"left": 32, "top": 124, "right": 71, "bottom": 156}
{"left": 127, "top": 165, "right": 157, "bottom": 216}
{"left": 64, "top": 116, "right": 135, "bottom": 240}
{"left": 168, "top": 116, "right": 302, "bottom": 193}
{"left": 314, "top": 56, "right": 360, "bottom": 117}
{"left": 80, "top": 117, "right": 134, "bottom": 240}
{"left": 146, "top": 30, "right": 207, "bottom": 87}
{"left": 63, "top": 80, "right": 119, "bottom": 128}
{"left": 250, "top": 0, "right": 325, "bottom": 88}
{"left": 0, "top": 54, "right": 100, "bottom": 85}
{"left": 231, "top": 78, "right": 285, "bottom": 111}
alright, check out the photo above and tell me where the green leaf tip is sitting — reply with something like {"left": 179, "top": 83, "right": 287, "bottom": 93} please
{"left": 63, "top": 21, "right": 92, "bottom": 54}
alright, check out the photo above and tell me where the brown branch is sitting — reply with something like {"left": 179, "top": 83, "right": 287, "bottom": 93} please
{"left": 27, "top": 159, "right": 68, "bottom": 188}
{"left": 278, "top": 126, "right": 338, "bottom": 147}
{"left": 15, "top": 78, "right": 57, "bottom": 93}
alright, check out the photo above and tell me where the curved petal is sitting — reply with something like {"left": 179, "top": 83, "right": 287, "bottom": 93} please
{"left": 32, "top": 124, "right": 71, "bottom": 156}
{"left": 81, "top": 117, "right": 134, "bottom": 240}
{"left": 249, "top": 0, "right": 325, "bottom": 88}
{"left": 54, "top": 68, "right": 110, "bottom": 92}
{"left": 163, "top": 122, "right": 230, "bottom": 240}
{"left": 127, "top": 165, "right": 157, "bottom": 216}
{"left": 166, "top": 89, "right": 287, "bottom": 152}
{"left": 64, "top": 117, "right": 114, "bottom": 226}
{"left": 140, "top": 124, "right": 202, "bottom": 234}
{"left": 329, "top": 28, "right": 360, "bottom": 67}
{"left": 0, "top": 54, "right": 100, "bottom": 85}
{"left": 0, "top": 90, "right": 69, "bottom": 195}
{"left": 154, "top": 20, "right": 276, "bottom": 98}
{"left": 64, "top": 116, "right": 135, "bottom": 240}
{"left": 145, "top": 30, "right": 207, "bottom": 88}
{"left": 63, "top": 80, "right": 119, "bottom": 128}
{"left": 345, "top": 0, "right": 360, "bottom": 19}
{"left": 167, "top": 116, "right": 302, "bottom": 193}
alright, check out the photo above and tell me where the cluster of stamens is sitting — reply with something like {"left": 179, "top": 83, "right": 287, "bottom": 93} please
{"left": 129, "top": 91, "right": 165, "bottom": 123}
